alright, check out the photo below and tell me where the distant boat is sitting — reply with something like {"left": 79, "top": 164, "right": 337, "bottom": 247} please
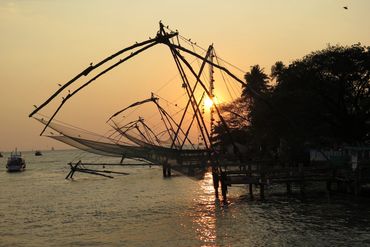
{"left": 6, "top": 150, "right": 26, "bottom": 172}
{"left": 35, "top": 150, "right": 42, "bottom": 156}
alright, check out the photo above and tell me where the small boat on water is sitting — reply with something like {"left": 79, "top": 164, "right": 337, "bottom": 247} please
{"left": 6, "top": 150, "right": 26, "bottom": 172}
{"left": 35, "top": 150, "right": 42, "bottom": 156}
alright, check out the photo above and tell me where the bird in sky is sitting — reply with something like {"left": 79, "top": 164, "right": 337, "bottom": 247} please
{"left": 343, "top": 6, "right": 348, "bottom": 10}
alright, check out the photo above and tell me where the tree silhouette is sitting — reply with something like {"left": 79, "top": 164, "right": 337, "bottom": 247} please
{"left": 272, "top": 44, "right": 370, "bottom": 146}
{"left": 242, "top": 65, "right": 270, "bottom": 100}
{"left": 214, "top": 44, "right": 370, "bottom": 162}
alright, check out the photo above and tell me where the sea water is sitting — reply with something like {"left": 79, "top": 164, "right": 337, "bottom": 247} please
{"left": 1, "top": 150, "right": 370, "bottom": 246}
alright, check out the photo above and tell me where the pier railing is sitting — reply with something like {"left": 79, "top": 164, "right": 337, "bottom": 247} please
{"left": 218, "top": 160, "right": 370, "bottom": 199}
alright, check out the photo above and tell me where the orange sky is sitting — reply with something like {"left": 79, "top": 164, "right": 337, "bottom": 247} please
{"left": 0, "top": 0, "right": 369, "bottom": 151}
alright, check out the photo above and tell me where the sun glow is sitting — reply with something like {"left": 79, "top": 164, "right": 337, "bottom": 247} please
{"left": 204, "top": 97, "right": 214, "bottom": 110}
{"left": 204, "top": 96, "right": 220, "bottom": 112}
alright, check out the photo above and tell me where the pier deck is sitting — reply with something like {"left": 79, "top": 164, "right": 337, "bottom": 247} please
{"left": 216, "top": 161, "right": 370, "bottom": 200}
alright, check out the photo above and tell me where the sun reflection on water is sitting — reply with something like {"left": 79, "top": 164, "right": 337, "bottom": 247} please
{"left": 191, "top": 171, "right": 222, "bottom": 246}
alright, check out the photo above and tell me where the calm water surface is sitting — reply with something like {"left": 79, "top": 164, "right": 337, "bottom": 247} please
{"left": 1, "top": 150, "right": 370, "bottom": 246}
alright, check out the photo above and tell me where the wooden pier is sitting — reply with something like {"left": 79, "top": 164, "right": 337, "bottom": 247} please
{"left": 65, "top": 157, "right": 370, "bottom": 202}
{"left": 212, "top": 161, "right": 370, "bottom": 200}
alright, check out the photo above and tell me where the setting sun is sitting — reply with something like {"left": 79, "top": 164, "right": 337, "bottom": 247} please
{"left": 204, "top": 97, "right": 214, "bottom": 110}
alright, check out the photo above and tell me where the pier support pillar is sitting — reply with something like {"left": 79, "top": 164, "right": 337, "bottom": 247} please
{"left": 212, "top": 170, "right": 219, "bottom": 199}
{"left": 286, "top": 182, "right": 292, "bottom": 195}
{"left": 298, "top": 163, "right": 305, "bottom": 196}
{"left": 120, "top": 155, "right": 125, "bottom": 164}
{"left": 249, "top": 184, "right": 253, "bottom": 199}
{"left": 300, "top": 182, "right": 306, "bottom": 196}
{"left": 162, "top": 165, "right": 166, "bottom": 177}
{"left": 260, "top": 183, "right": 265, "bottom": 200}
{"left": 354, "top": 167, "right": 361, "bottom": 196}
{"left": 162, "top": 156, "right": 171, "bottom": 178}
{"left": 167, "top": 166, "right": 171, "bottom": 177}
{"left": 162, "top": 164, "right": 171, "bottom": 178}
{"left": 259, "top": 173, "right": 266, "bottom": 200}
{"left": 220, "top": 171, "right": 228, "bottom": 201}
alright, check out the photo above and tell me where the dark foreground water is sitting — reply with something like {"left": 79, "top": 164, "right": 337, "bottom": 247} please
{"left": 1, "top": 150, "right": 370, "bottom": 246}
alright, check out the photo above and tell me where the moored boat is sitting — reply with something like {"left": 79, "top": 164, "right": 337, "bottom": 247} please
{"left": 6, "top": 150, "right": 26, "bottom": 172}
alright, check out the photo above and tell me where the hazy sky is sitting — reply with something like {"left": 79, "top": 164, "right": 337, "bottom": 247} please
{"left": 0, "top": 0, "right": 369, "bottom": 151}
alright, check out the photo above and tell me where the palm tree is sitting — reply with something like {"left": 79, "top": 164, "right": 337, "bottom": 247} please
{"left": 270, "top": 61, "right": 285, "bottom": 82}
{"left": 242, "top": 65, "right": 270, "bottom": 101}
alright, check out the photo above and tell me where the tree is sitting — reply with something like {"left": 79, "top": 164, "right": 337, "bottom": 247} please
{"left": 242, "top": 65, "right": 271, "bottom": 101}
{"left": 272, "top": 44, "right": 370, "bottom": 147}
{"left": 214, "top": 44, "right": 370, "bottom": 163}
{"left": 270, "top": 61, "right": 285, "bottom": 82}
{"left": 213, "top": 65, "right": 273, "bottom": 158}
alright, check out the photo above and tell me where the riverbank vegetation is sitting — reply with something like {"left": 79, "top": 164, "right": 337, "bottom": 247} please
{"left": 214, "top": 44, "right": 370, "bottom": 164}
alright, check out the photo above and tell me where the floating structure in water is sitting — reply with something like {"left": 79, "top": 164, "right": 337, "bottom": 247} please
{"left": 65, "top": 161, "right": 130, "bottom": 179}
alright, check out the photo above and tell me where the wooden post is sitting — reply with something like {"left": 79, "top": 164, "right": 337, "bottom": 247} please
{"left": 354, "top": 165, "right": 360, "bottom": 196}
{"left": 162, "top": 157, "right": 171, "bottom": 178}
{"left": 220, "top": 171, "right": 227, "bottom": 201}
{"left": 260, "top": 183, "right": 265, "bottom": 200}
{"left": 167, "top": 165, "right": 172, "bottom": 177}
{"left": 65, "top": 170, "right": 73, "bottom": 179}
{"left": 212, "top": 168, "right": 219, "bottom": 199}
{"left": 66, "top": 161, "right": 81, "bottom": 179}
{"left": 298, "top": 163, "right": 305, "bottom": 196}
{"left": 260, "top": 174, "right": 265, "bottom": 200}
{"left": 65, "top": 163, "right": 73, "bottom": 179}
{"left": 70, "top": 168, "right": 76, "bottom": 179}
{"left": 300, "top": 182, "right": 306, "bottom": 196}
{"left": 286, "top": 182, "right": 292, "bottom": 195}
{"left": 249, "top": 184, "right": 253, "bottom": 199}
{"left": 162, "top": 164, "right": 167, "bottom": 177}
